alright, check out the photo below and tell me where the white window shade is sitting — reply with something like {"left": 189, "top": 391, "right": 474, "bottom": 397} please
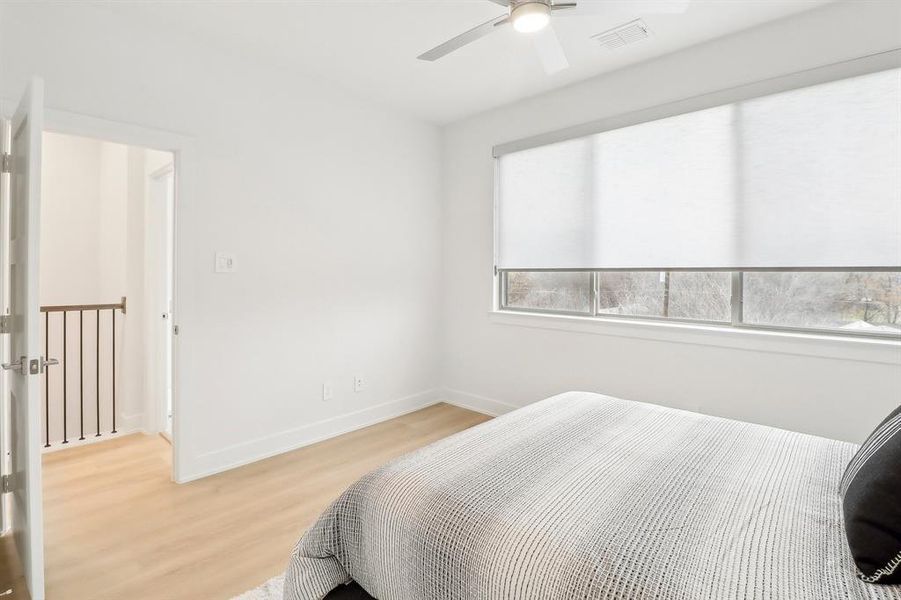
{"left": 496, "top": 68, "right": 901, "bottom": 270}
{"left": 740, "top": 70, "right": 901, "bottom": 268}
{"left": 497, "top": 137, "right": 596, "bottom": 269}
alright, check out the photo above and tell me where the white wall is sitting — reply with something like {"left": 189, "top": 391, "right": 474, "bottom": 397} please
{"left": 39, "top": 133, "right": 105, "bottom": 306}
{"left": 0, "top": 2, "right": 443, "bottom": 479}
{"left": 97, "top": 143, "right": 128, "bottom": 304}
{"left": 441, "top": 0, "right": 901, "bottom": 444}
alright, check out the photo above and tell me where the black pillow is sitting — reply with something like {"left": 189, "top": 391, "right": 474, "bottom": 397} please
{"left": 841, "top": 404, "right": 901, "bottom": 584}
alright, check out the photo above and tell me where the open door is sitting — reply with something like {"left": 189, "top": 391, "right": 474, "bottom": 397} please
{"left": 147, "top": 166, "right": 174, "bottom": 437}
{"left": 1, "top": 78, "right": 46, "bottom": 600}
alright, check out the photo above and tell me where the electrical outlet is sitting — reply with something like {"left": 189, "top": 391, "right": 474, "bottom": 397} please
{"left": 353, "top": 375, "right": 366, "bottom": 393}
{"left": 322, "top": 382, "right": 334, "bottom": 401}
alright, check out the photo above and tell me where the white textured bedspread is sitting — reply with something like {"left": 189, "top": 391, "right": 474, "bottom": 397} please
{"left": 283, "top": 392, "right": 901, "bottom": 600}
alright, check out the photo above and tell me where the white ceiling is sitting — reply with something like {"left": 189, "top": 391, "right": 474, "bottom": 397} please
{"left": 100, "top": 0, "right": 832, "bottom": 124}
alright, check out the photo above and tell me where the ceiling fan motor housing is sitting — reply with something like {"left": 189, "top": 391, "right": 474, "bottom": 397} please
{"left": 510, "top": 0, "right": 553, "bottom": 33}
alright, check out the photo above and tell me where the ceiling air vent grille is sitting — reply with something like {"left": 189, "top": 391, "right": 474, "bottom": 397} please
{"left": 592, "top": 19, "right": 650, "bottom": 50}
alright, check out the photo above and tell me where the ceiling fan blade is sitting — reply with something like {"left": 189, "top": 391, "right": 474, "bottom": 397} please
{"left": 531, "top": 26, "right": 569, "bottom": 74}
{"left": 558, "top": 0, "right": 690, "bottom": 16}
{"left": 486, "top": 0, "right": 510, "bottom": 5}
{"left": 417, "top": 14, "right": 510, "bottom": 61}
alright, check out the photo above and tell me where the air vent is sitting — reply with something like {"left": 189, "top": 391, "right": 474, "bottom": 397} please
{"left": 592, "top": 19, "right": 650, "bottom": 50}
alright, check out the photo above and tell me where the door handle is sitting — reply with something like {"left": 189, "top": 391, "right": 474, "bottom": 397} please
{"left": 1, "top": 356, "right": 25, "bottom": 373}
{"left": 32, "top": 357, "right": 58, "bottom": 375}
{"left": 2, "top": 357, "right": 58, "bottom": 374}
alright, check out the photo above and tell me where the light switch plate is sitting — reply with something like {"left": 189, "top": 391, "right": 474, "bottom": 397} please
{"left": 215, "top": 252, "right": 236, "bottom": 273}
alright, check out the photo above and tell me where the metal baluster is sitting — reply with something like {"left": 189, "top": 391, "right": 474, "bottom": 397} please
{"left": 95, "top": 309, "right": 101, "bottom": 437}
{"left": 44, "top": 311, "right": 50, "bottom": 448}
{"left": 62, "top": 311, "right": 68, "bottom": 444}
{"left": 111, "top": 308, "right": 117, "bottom": 434}
{"left": 79, "top": 310, "right": 85, "bottom": 440}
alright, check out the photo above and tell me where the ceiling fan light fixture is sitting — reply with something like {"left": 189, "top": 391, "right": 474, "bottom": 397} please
{"left": 511, "top": 2, "right": 551, "bottom": 33}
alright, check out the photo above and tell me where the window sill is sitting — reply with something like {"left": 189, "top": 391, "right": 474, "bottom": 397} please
{"left": 488, "top": 310, "right": 901, "bottom": 365}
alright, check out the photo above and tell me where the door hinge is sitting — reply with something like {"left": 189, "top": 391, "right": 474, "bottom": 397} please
{"left": 173, "top": 325, "right": 179, "bottom": 336}
{"left": 1, "top": 153, "right": 10, "bottom": 174}
{"left": 0, "top": 315, "right": 9, "bottom": 334}
{"left": 1, "top": 474, "right": 12, "bottom": 494}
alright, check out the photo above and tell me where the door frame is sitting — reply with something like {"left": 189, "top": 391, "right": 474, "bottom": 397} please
{"left": 20, "top": 107, "right": 195, "bottom": 483}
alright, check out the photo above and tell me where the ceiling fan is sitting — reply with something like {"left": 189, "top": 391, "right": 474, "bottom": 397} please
{"left": 417, "top": 0, "right": 690, "bottom": 74}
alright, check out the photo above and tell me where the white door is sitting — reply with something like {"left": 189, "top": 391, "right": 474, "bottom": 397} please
{"left": 147, "top": 167, "right": 174, "bottom": 436}
{"left": 1, "top": 78, "right": 46, "bottom": 600}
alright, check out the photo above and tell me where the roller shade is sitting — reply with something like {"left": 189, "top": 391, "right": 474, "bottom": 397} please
{"left": 496, "top": 68, "right": 901, "bottom": 270}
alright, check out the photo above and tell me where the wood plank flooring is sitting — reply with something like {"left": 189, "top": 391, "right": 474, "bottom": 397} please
{"left": 0, "top": 526, "right": 27, "bottom": 600}
{"left": 1, "top": 403, "right": 490, "bottom": 600}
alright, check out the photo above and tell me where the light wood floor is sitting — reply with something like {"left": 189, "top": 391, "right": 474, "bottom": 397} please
{"left": 1, "top": 403, "right": 490, "bottom": 600}
{"left": 0, "top": 527, "right": 26, "bottom": 600}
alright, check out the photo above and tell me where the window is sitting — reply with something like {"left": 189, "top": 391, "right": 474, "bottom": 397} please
{"left": 503, "top": 271, "right": 592, "bottom": 314}
{"left": 494, "top": 63, "right": 901, "bottom": 339}
{"left": 500, "top": 270, "right": 901, "bottom": 337}
{"left": 597, "top": 272, "right": 731, "bottom": 322}
{"left": 743, "top": 272, "right": 901, "bottom": 334}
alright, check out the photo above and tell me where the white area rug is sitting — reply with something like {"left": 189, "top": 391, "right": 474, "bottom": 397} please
{"left": 231, "top": 575, "right": 284, "bottom": 600}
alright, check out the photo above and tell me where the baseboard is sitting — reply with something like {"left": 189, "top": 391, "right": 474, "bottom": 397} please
{"left": 179, "top": 389, "right": 443, "bottom": 483}
{"left": 41, "top": 427, "right": 142, "bottom": 454}
{"left": 119, "top": 411, "right": 144, "bottom": 432}
{"left": 442, "top": 388, "right": 519, "bottom": 417}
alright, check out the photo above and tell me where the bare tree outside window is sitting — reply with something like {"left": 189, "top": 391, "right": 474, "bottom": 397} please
{"left": 500, "top": 270, "right": 900, "bottom": 337}
{"left": 743, "top": 272, "right": 901, "bottom": 334}
{"left": 597, "top": 272, "right": 731, "bottom": 322}
{"left": 504, "top": 272, "right": 592, "bottom": 314}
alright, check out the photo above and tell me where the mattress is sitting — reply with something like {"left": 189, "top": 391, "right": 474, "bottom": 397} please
{"left": 283, "top": 392, "right": 901, "bottom": 599}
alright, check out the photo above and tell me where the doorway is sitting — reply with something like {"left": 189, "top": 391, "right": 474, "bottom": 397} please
{"left": 37, "top": 131, "right": 175, "bottom": 460}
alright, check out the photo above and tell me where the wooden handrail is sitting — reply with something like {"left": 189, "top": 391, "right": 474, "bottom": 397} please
{"left": 40, "top": 296, "right": 126, "bottom": 315}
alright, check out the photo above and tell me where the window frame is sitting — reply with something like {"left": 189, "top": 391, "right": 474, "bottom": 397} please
{"left": 497, "top": 268, "right": 901, "bottom": 340}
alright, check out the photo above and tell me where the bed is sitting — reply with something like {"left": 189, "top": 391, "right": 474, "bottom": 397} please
{"left": 283, "top": 392, "right": 901, "bottom": 600}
